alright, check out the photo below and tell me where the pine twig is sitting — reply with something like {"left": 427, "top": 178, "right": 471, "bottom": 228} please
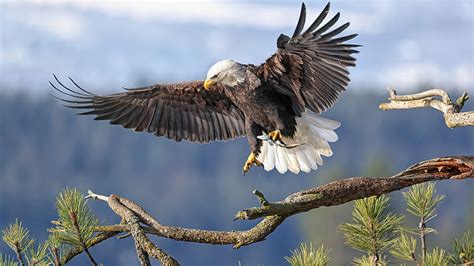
{"left": 340, "top": 195, "right": 402, "bottom": 265}
{"left": 402, "top": 182, "right": 445, "bottom": 265}
{"left": 50, "top": 247, "right": 61, "bottom": 266}
{"left": 2, "top": 220, "right": 34, "bottom": 266}
{"left": 420, "top": 217, "right": 426, "bottom": 264}
{"left": 390, "top": 232, "right": 418, "bottom": 262}
{"left": 70, "top": 211, "right": 97, "bottom": 266}
{"left": 0, "top": 253, "right": 18, "bottom": 266}
{"left": 83, "top": 249, "right": 97, "bottom": 266}
{"left": 285, "top": 243, "right": 331, "bottom": 266}
{"left": 14, "top": 242, "right": 25, "bottom": 266}
{"left": 449, "top": 231, "right": 474, "bottom": 265}
{"left": 61, "top": 231, "right": 118, "bottom": 265}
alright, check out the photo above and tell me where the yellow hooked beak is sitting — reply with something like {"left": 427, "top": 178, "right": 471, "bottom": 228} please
{"left": 203, "top": 78, "right": 214, "bottom": 90}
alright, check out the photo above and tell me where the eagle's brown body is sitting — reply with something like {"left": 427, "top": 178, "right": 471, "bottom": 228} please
{"left": 52, "top": 3, "right": 358, "bottom": 174}
{"left": 222, "top": 66, "right": 298, "bottom": 154}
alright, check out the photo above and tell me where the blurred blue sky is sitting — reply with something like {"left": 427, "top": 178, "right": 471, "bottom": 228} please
{"left": 1, "top": 0, "right": 473, "bottom": 94}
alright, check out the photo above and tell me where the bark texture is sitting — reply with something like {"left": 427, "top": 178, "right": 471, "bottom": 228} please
{"left": 379, "top": 88, "right": 473, "bottom": 128}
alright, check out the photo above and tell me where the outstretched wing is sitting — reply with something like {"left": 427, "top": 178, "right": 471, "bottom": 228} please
{"left": 51, "top": 76, "right": 245, "bottom": 143}
{"left": 257, "top": 3, "right": 359, "bottom": 114}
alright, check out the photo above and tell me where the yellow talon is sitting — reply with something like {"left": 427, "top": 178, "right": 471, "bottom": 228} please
{"left": 243, "top": 152, "right": 262, "bottom": 174}
{"left": 268, "top": 129, "right": 282, "bottom": 141}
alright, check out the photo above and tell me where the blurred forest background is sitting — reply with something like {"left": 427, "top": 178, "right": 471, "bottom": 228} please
{"left": 1, "top": 1, "right": 473, "bottom": 265}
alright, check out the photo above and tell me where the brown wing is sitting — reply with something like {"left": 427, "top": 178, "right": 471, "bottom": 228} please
{"left": 256, "top": 3, "right": 359, "bottom": 114}
{"left": 50, "top": 75, "right": 245, "bottom": 143}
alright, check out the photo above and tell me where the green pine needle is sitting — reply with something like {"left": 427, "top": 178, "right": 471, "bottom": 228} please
{"left": 353, "top": 255, "right": 388, "bottom": 266}
{"left": 390, "top": 232, "right": 417, "bottom": 261}
{"left": 402, "top": 226, "right": 438, "bottom": 237}
{"left": 285, "top": 243, "right": 331, "bottom": 266}
{"left": 46, "top": 233, "right": 65, "bottom": 263}
{"left": 46, "top": 233, "right": 69, "bottom": 266}
{"left": 402, "top": 183, "right": 444, "bottom": 223}
{"left": 2, "top": 219, "right": 35, "bottom": 255}
{"left": 448, "top": 231, "right": 474, "bottom": 264}
{"left": 47, "top": 233, "right": 63, "bottom": 251}
{"left": 340, "top": 195, "right": 403, "bottom": 256}
{"left": 424, "top": 248, "right": 448, "bottom": 266}
{"left": 25, "top": 241, "right": 50, "bottom": 266}
{"left": 0, "top": 253, "right": 18, "bottom": 266}
{"left": 49, "top": 188, "right": 99, "bottom": 248}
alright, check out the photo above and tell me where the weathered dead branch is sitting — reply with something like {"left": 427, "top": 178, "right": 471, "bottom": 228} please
{"left": 64, "top": 156, "right": 473, "bottom": 264}
{"left": 379, "top": 88, "right": 473, "bottom": 128}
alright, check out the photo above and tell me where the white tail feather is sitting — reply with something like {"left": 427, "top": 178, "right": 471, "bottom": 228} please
{"left": 257, "top": 111, "right": 340, "bottom": 174}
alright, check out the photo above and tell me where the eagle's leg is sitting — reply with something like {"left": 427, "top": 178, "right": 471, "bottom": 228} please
{"left": 243, "top": 152, "right": 262, "bottom": 174}
{"left": 243, "top": 120, "right": 264, "bottom": 174}
{"left": 268, "top": 129, "right": 282, "bottom": 141}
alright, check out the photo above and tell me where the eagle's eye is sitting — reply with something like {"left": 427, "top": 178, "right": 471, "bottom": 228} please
{"left": 211, "top": 74, "right": 218, "bottom": 79}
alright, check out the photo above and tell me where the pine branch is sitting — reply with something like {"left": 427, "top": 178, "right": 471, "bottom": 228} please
{"left": 47, "top": 234, "right": 63, "bottom": 266}
{"left": 340, "top": 195, "right": 403, "bottom": 264}
{"left": 285, "top": 243, "right": 331, "bottom": 266}
{"left": 49, "top": 188, "right": 100, "bottom": 265}
{"left": 70, "top": 211, "right": 97, "bottom": 266}
{"left": 61, "top": 231, "right": 118, "bottom": 265}
{"left": 403, "top": 183, "right": 444, "bottom": 223}
{"left": 402, "top": 182, "right": 444, "bottom": 263}
{"left": 25, "top": 241, "right": 50, "bottom": 266}
{"left": 449, "top": 231, "right": 474, "bottom": 265}
{"left": 424, "top": 248, "right": 448, "bottom": 266}
{"left": 50, "top": 247, "right": 61, "bottom": 266}
{"left": 353, "top": 255, "right": 388, "bottom": 266}
{"left": 2, "top": 219, "right": 34, "bottom": 266}
{"left": 0, "top": 253, "right": 18, "bottom": 266}
{"left": 390, "top": 232, "right": 417, "bottom": 262}
{"left": 420, "top": 221, "right": 426, "bottom": 264}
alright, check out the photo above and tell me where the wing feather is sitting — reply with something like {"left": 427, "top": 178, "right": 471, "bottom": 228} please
{"left": 52, "top": 79, "right": 245, "bottom": 143}
{"left": 257, "top": 2, "right": 359, "bottom": 114}
{"left": 180, "top": 109, "right": 189, "bottom": 140}
{"left": 148, "top": 101, "right": 163, "bottom": 134}
{"left": 303, "top": 2, "right": 330, "bottom": 35}
{"left": 292, "top": 3, "right": 307, "bottom": 38}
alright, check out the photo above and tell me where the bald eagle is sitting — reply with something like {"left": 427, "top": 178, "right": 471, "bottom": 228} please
{"left": 52, "top": 3, "right": 358, "bottom": 174}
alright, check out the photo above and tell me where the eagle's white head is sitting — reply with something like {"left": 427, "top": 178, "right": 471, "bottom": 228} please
{"left": 204, "top": 60, "right": 246, "bottom": 89}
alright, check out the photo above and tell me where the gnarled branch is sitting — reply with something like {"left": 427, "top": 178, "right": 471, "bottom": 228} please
{"left": 235, "top": 157, "right": 473, "bottom": 220}
{"left": 65, "top": 156, "right": 473, "bottom": 263}
{"left": 379, "top": 88, "right": 473, "bottom": 128}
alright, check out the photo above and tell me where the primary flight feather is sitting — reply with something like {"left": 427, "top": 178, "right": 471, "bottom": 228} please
{"left": 52, "top": 2, "right": 359, "bottom": 174}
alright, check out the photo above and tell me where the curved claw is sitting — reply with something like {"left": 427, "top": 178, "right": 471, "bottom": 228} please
{"left": 242, "top": 152, "right": 262, "bottom": 175}
{"left": 268, "top": 130, "right": 282, "bottom": 141}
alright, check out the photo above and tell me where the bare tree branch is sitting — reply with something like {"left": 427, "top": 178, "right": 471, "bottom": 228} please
{"left": 63, "top": 156, "right": 473, "bottom": 265}
{"left": 107, "top": 195, "right": 180, "bottom": 266}
{"left": 379, "top": 88, "right": 473, "bottom": 128}
{"left": 234, "top": 156, "right": 473, "bottom": 220}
